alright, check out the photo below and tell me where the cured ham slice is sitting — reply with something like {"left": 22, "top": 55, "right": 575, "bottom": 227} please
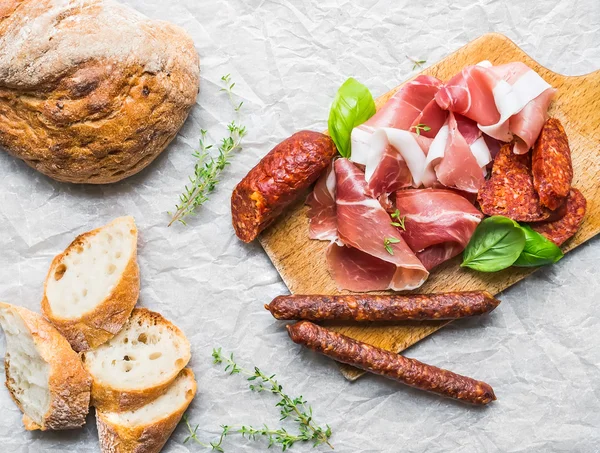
{"left": 424, "top": 113, "right": 489, "bottom": 192}
{"left": 307, "top": 163, "right": 339, "bottom": 243}
{"left": 436, "top": 61, "right": 555, "bottom": 153}
{"left": 396, "top": 189, "right": 483, "bottom": 270}
{"left": 435, "top": 64, "right": 500, "bottom": 126}
{"left": 509, "top": 87, "right": 556, "bottom": 154}
{"left": 351, "top": 75, "right": 445, "bottom": 165}
{"left": 330, "top": 159, "right": 428, "bottom": 291}
{"left": 363, "top": 129, "right": 433, "bottom": 197}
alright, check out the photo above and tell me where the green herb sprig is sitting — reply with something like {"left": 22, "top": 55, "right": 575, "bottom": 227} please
{"left": 390, "top": 209, "right": 406, "bottom": 230}
{"left": 407, "top": 56, "right": 427, "bottom": 71}
{"left": 384, "top": 237, "right": 401, "bottom": 255}
{"left": 182, "top": 349, "right": 333, "bottom": 452}
{"left": 411, "top": 123, "right": 431, "bottom": 136}
{"left": 169, "top": 75, "right": 247, "bottom": 226}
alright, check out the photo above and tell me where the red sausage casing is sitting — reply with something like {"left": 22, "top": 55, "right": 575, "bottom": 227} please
{"left": 231, "top": 131, "right": 337, "bottom": 242}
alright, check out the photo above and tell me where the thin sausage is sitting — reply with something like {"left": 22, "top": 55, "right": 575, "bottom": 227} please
{"left": 231, "top": 131, "right": 337, "bottom": 242}
{"left": 287, "top": 321, "right": 496, "bottom": 405}
{"left": 266, "top": 291, "right": 500, "bottom": 321}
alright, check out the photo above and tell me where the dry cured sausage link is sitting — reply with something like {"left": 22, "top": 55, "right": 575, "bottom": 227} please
{"left": 231, "top": 131, "right": 338, "bottom": 242}
{"left": 266, "top": 291, "right": 500, "bottom": 321}
{"left": 532, "top": 118, "right": 573, "bottom": 211}
{"left": 287, "top": 321, "right": 496, "bottom": 405}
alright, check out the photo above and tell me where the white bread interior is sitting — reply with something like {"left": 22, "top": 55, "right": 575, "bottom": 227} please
{"left": 0, "top": 306, "right": 50, "bottom": 426}
{"left": 45, "top": 216, "right": 137, "bottom": 318}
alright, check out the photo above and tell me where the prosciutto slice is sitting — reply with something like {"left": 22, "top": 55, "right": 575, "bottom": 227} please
{"left": 328, "top": 159, "right": 428, "bottom": 291}
{"left": 436, "top": 61, "right": 555, "bottom": 153}
{"left": 363, "top": 129, "right": 433, "bottom": 198}
{"left": 396, "top": 188, "right": 483, "bottom": 270}
{"left": 351, "top": 75, "right": 445, "bottom": 165}
{"left": 307, "top": 163, "right": 338, "bottom": 243}
{"left": 424, "top": 113, "right": 490, "bottom": 192}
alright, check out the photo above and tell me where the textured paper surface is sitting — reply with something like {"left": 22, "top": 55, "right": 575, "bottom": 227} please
{"left": 0, "top": 1, "right": 599, "bottom": 452}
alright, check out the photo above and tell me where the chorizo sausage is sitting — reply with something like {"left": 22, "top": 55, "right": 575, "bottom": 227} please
{"left": 266, "top": 291, "right": 500, "bottom": 321}
{"left": 287, "top": 321, "right": 496, "bottom": 405}
{"left": 478, "top": 144, "right": 550, "bottom": 222}
{"left": 231, "top": 131, "right": 337, "bottom": 242}
{"left": 530, "top": 188, "right": 586, "bottom": 246}
{"left": 532, "top": 118, "right": 573, "bottom": 211}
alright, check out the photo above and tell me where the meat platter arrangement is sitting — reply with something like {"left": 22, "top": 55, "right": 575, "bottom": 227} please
{"left": 230, "top": 38, "right": 591, "bottom": 404}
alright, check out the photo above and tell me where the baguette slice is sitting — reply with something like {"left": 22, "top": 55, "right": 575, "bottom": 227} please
{"left": 42, "top": 216, "right": 140, "bottom": 352}
{"left": 0, "top": 302, "right": 91, "bottom": 430}
{"left": 96, "top": 368, "right": 196, "bottom": 453}
{"left": 82, "top": 308, "right": 191, "bottom": 412}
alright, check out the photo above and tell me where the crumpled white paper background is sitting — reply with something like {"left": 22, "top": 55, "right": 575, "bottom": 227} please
{"left": 1, "top": 0, "right": 599, "bottom": 452}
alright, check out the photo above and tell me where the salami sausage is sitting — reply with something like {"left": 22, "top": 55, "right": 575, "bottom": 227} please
{"left": 266, "top": 291, "right": 500, "bottom": 321}
{"left": 530, "top": 188, "right": 586, "bottom": 246}
{"left": 478, "top": 144, "right": 550, "bottom": 222}
{"left": 231, "top": 131, "right": 337, "bottom": 242}
{"left": 287, "top": 321, "right": 496, "bottom": 405}
{"left": 532, "top": 118, "right": 573, "bottom": 211}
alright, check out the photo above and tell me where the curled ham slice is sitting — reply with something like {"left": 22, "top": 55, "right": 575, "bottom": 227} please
{"left": 351, "top": 75, "right": 445, "bottom": 165}
{"left": 363, "top": 129, "right": 433, "bottom": 198}
{"left": 436, "top": 61, "right": 555, "bottom": 153}
{"left": 396, "top": 188, "right": 483, "bottom": 270}
{"left": 424, "top": 113, "right": 490, "bottom": 192}
{"left": 328, "top": 159, "right": 428, "bottom": 291}
{"left": 307, "top": 163, "right": 339, "bottom": 244}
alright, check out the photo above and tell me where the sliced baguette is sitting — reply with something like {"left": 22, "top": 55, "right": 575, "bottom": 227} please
{"left": 82, "top": 308, "right": 191, "bottom": 412}
{"left": 41, "top": 216, "right": 140, "bottom": 352}
{"left": 0, "top": 302, "right": 91, "bottom": 430}
{"left": 96, "top": 368, "right": 196, "bottom": 453}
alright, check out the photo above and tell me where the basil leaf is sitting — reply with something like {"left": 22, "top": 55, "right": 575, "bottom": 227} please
{"left": 461, "top": 216, "right": 526, "bottom": 272}
{"left": 327, "top": 77, "right": 376, "bottom": 158}
{"left": 513, "top": 225, "right": 564, "bottom": 267}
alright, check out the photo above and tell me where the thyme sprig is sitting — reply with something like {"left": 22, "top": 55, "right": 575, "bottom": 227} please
{"left": 169, "top": 75, "right": 246, "bottom": 226}
{"left": 411, "top": 123, "right": 431, "bottom": 136}
{"left": 407, "top": 55, "right": 427, "bottom": 71}
{"left": 390, "top": 209, "right": 406, "bottom": 231}
{"left": 220, "top": 74, "right": 243, "bottom": 112}
{"left": 384, "top": 237, "right": 401, "bottom": 255}
{"left": 181, "top": 349, "right": 333, "bottom": 452}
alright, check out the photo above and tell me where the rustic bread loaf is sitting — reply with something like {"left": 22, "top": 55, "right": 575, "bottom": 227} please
{"left": 0, "top": 302, "right": 91, "bottom": 430}
{"left": 0, "top": 0, "right": 200, "bottom": 184}
{"left": 96, "top": 368, "right": 197, "bottom": 453}
{"left": 82, "top": 308, "right": 191, "bottom": 412}
{"left": 42, "top": 216, "right": 140, "bottom": 352}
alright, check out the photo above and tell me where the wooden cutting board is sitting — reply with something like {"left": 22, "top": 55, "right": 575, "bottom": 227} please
{"left": 259, "top": 33, "right": 600, "bottom": 380}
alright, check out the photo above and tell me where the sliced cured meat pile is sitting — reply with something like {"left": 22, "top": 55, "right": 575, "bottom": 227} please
{"left": 477, "top": 144, "right": 551, "bottom": 222}
{"left": 302, "top": 61, "right": 582, "bottom": 291}
{"left": 396, "top": 189, "right": 483, "bottom": 270}
{"left": 478, "top": 117, "right": 585, "bottom": 246}
{"left": 327, "top": 159, "right": 428, "bottom": 291}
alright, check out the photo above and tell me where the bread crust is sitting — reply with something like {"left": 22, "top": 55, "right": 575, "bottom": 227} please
{"left": 96, "top": 368, "right": 197, "bottom": 453}
{"left": 41, "top": 217, "right": 140, "bottom": 352}
{"left": 0, "top": 0, "right": 200, "bottom": 184}
{"left": 0, "top": 302, "right": 92, "bottom": 430}
{"left": 83, "top": 308, "right": 191, "bottom": 412}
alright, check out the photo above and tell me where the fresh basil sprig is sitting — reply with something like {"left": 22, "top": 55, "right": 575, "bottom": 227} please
{"left": 513, "top": 224, "right": 564, "bottom": 267}
{"left": 327, "top": 77, "right": 376, "bottom": 158}
{"left": 461, "top": 216, "right": 526, "bottom": 272}
{"left": 461, "top": 216, "right": 564, "bottom": 272}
